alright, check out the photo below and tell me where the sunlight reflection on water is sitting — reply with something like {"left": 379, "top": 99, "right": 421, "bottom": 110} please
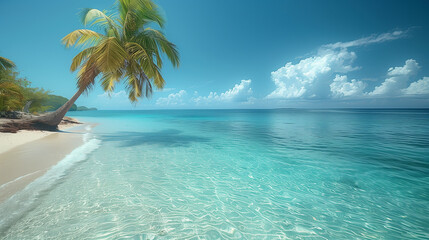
{"left": 1, "top": 109, "right": 429, "bottom": 239}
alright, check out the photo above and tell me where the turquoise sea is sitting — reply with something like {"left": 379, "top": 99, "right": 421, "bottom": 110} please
{"left": 1, "top": 109, "right": 429, "bottom": 239}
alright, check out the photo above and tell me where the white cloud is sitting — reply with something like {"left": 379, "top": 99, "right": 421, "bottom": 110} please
{"left": 266, "top": 30, "right": 426, "bottom": 100}
{"left": 98, "top": 90, "right": 127, "bottom": 98}
{"left": 368, "top": 59, "right": 419, "bottom": 96}
{"left": 267, "top": 48, "right": 358, "bottom": 99}
{"left": 402, "top": 77, "right": 429, "bottom": 95}
{"left": 154, "top": 80, "right": 255, "bottom": 107}
{"left": 330, "top": 75, "right": 366, "bottom": 98}
{"left": 324, "top": 30, "right": 406, "bottom": 49}
{"left": 219, "top": 79, "right": 253, "bottom": 101}
{"left": 387, "top": 59, "right": 420, "bottom": 76}
{"left": 156, "top": 90, "right": 187, "bottom": 105}
{"left": 193, "top": 80, "right": 253, "bottom": 104}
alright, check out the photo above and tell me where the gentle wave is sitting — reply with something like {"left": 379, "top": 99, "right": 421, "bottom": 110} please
{"left": 0, "top": 133, "right": 101, "bottom": 235}
{"left": 3, "top": 110, "right": 429, "bottom": 239}
{"left": 0, "top": 171, "right": 41, "bottom": 192}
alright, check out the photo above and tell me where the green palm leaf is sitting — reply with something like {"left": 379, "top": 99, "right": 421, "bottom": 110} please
{"left": 0, "top": 57, "right": 16, "bottom": 72}
{"left": 0, "top": 82, "right": 24, "bottom": 111}
{"left": 62, "top": 30, "right": 105, "bottom": 48}
{"left": 64, "top": 0, "right": 179, "bottom": 101}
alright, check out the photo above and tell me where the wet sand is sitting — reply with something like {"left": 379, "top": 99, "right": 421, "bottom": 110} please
{"left": 0, "top": 124, "right": 90, "bottom": 203}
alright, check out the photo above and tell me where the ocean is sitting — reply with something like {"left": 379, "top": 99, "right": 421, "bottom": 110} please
{"left": 1, "top": 109, "right": 429, "bottom": 239}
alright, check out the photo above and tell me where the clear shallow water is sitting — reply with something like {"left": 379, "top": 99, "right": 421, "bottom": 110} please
{"left": 1, "top": 109, "right": 429, "bottom": 239}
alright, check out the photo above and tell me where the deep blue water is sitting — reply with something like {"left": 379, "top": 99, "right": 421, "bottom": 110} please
{"left": 1, "top": 109, "right": 429, "bottom": 239}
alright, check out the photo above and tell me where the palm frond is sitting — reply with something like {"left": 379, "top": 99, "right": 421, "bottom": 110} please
{"left": 64, "top": 0, "right": 179, "bottom": 102}
{"left": 119, "top": 0, "right": 164, "bottom": 27}
{"left": 153, "top": 66, "right": 165, "bottom": 89}
{"left": 93, "top": 37, "right": 128, "bottom": 73}
{"left": 81, "top": 8, "right": 120, "bottom": 37}
{"left": 139, "top": 28, "right": 180, "bottom": 67}
{"left": 0, "top": 57, "right": 16, "bottom": 72}
{"left": 124, "top": 61, "right": 153, "bottom": 100}
{"left": 70, "top": 47, "right": 97, "bottom": 71}
{"left": 144, "top": 79, "right": 153, "bottom": 98}
{"left": 0, "top": 82, "right": 24, "bottom": 111}
{"left": 99, "top": 70, "right": 123, "bottom": 92}
{"left": 126, "top": 74, "right": 142, "bottom": 102}
{"left": 62, "top": 29, "right": 105, "bottom": 48}
{"left": 125, "top": 42, "right": 148, "bottom": 59}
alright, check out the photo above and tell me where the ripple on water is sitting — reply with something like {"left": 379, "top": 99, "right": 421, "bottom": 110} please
{"left": 2, "top": 109, "right": 429, "bottom": 239}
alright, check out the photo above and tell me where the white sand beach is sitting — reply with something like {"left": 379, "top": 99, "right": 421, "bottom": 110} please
{"left": 0, "top": 124, "right": 77, "bottom": 155}
{"left": 0, "top": 121, "right": 89, "bottom": 203}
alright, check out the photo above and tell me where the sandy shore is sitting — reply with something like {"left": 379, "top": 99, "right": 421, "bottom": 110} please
{"left": 0, "top": 124, "right": 79, "bottom": 155}
{"left": 0, "top": 121, "right": 91, "bottom": 203}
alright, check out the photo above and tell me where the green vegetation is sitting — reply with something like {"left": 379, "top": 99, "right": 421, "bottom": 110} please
{"left": 62, "top": 0, "right": 179, "bottom": 102}
{"left": 0, "top": 82, "right": 23, "bottom": 111}
{"left": 76, "top": 106, "right": 97, "bottom": 111}
{"left": 0, "top": 61, "right": 51, "bottom": 113}
{"left": 0, "top": 58, "right": 24, "bottom": 111}
{"left": 43, "top": 95, "right": 97, "bottom": 111}
{"left": 44, "top": 95, "right": 77, "bottom": 112}
{"left": 2, "top": 0, "right": 177, "bottom": 129}
{"left": 0, "top": 56, "right": 16, "bottom": 72}
{"left": 0, "top": 57, "right": 96, "bottom": 114}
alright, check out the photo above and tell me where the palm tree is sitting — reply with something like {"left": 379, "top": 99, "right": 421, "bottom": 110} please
{"left": 30, "top": 0, "right": 179, "bottom": 129}
{"left": 0, "top": 56, "right": 16, "bottom": 72}
{"left": 0, "top": 82, "right": 24, "bottom": 111}
{"left": 0, "top": 57, "right": 24, "bottom": 112}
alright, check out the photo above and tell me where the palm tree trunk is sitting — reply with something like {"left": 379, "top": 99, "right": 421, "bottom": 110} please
{"left": 34, "top": 88, "right": 85, "bottom": 128}
{"left": 23, "top": 100, "right": 33, "bottom": 113}
{"left": 1, "top": 66, "right": 99, "bottom": 133}
{"left": 0, "top": 88, "right": 85, "bottom": 133}
{"left": 27, "top": 65, "right": 99, "bottom": 130}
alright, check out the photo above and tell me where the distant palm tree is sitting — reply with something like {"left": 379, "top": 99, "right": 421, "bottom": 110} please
{"left": 0, "top": 56, "right": 16, "bottom": 72}
{"left": 34, "top": 0, "right": 179, "bottom": 128}
{"left": 0, "top": 82, "right": 24, "bottom": 111}
{"left": 0, "top": 57, "right": 24, "bottom": 112}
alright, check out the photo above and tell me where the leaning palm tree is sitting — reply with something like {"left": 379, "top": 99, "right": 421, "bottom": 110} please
{"left": 26, "top": 0, "right": 179, "bottom": 129}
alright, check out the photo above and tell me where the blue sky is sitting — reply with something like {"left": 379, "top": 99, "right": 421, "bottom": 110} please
{"left": 1, "top": 0, "right": 428, "bottom": 109}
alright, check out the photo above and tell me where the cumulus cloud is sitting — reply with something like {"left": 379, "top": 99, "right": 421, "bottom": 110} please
{"left": 333, "top": 59, "right": 428, "bottom": 98}
{"left": 156, "top": 90, "right": 187, "bottom": 105}
{"left": 368, "top": 59, "right": 419, "bottom": 96}
{"left": 193, "top": 80, "right": 253, "bottom": 104}
{"left": 266, "top": 30, "right": 429, "bottom": 100}
{"left": 267, "top": 48, "right": 358, "bottom": 99}
{"left": 154, "top": 80, "right": 254, "bottom": 107}
{"left": 402, "top": 77, "right": 429, "bottom": 95}
{"left": 387, "top": 59, "right": 420, "bottom": 76}
{"left": 330, "top": 75, "right": 366, "bottom": 98}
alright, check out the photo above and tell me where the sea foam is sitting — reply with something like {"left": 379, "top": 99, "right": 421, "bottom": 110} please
{"left": 0, "top": 132, "right": 101, "bottom": 235}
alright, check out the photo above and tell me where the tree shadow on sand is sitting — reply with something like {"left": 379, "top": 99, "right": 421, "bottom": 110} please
{"left": 100, "top": 129, "right": 210, "bottom": 147}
